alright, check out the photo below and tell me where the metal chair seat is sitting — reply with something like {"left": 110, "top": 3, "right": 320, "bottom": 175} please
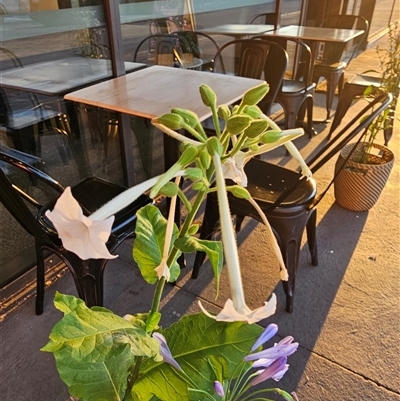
{"left": 0, "top": 148, "right": 152, "bottom": 315}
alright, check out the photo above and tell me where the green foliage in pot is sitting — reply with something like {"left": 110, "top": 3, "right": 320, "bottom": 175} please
{"left": 357, "top": 23, "right": 400, "bottom": 164}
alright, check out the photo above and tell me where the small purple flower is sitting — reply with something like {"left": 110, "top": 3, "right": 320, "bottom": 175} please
{"left": 250, "top": 357, "right": 288, "bottom": 386}
{"left": 152, "top": 332, "right": 182, "bottom": 371}
{"left": 214, "top": 380, "right": 225, "bottom": 397}
{"left": 251, "top": 324, "right": 278, "bottom": 352}
{"left": 278, "top": 336, "right": 295, "bottom": 345}
{"left": 244, "top": 342, "right": 298, "bottom": 362}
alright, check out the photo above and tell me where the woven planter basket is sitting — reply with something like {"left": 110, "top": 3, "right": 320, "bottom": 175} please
{"left": 334, "top": 143, "right": 394, "bottom": 211}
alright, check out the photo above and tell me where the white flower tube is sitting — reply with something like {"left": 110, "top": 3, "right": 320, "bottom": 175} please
{"left": 154, "top": 176, "right": 181, "bottom": 281}
{"left": 212, "top": 152, "right": 248, "bottom": 313}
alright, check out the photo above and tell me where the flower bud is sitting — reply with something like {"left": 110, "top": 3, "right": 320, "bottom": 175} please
{"left": 188, "top": 224, "right": 199, "bottom": 235}
{"left": 261, "top": 130, "right": 282, "bottom": 143}
{"left": 158, "top": 182, "right": 179, "bottom": 197}
{"left": 249, "top": 144, "right": 259, "bottom": 152}
{"left": 230, "top": 186, "right": 250, "bottom": 200}
{"left": 206, "top": 137, "right": 223, "bottom": 157}
{"left": 242, "top": 105, "right": 263, "bottom": 118}
{"left": 244, "top": 119, "right": 269, "bottom": 139}
{"left": 156, "top": 113, "right": 185, "bottom": 130}
{"left": 217, "top": 104, "right": 231, "bottom": 120}
{"left": 192, "top": 182, "right": 206, "bottom": 191}
{"left": 184, "top": 167, "right": 203, "bottom": 181}
{"left": 231, "top": 104, "right": 240, "bottom": 114}
{"left": 199, "top": 149, "right": 211, "bottom": 169}
{"left": 226, "top": 115, "right": 251, "bottom": 136}
{"left": 171, "top": 108, "right": 201, "bottom": 127}
{"left": 199, "top": 84, "right": 217, "bottom": 108}
{"left": 214, "top": 381, "right": 225, "bottom": 397}
{"left": 241, "top": 82, "right": 269, "bottom": 106}
{"left": 178, "top": 145, "right": 199, "bottom": 166}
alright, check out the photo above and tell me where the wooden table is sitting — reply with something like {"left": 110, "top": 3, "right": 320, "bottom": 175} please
{"left": 199, "top": 24, "right": 274, "bottom": 39}
{"left": 65, "top": 65, "right": 263, "bottom": 124}
{"left": 262, "top": 25, "right": 365, "bottom": 65}
{"left": 65, "top": 64, "right": 264, "bottom": 174}
{"left": 1, "top": 57, "right": 147, "bottom": 97}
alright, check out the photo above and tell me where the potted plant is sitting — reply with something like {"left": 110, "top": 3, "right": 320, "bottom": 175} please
{"left": 41, "top": 83, "right": 311, "bottom": 401}
{"left": 334, "top": 24, "right": 399, "bottom": 212}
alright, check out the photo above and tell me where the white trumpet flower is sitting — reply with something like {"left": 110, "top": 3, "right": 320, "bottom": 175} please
{"left": 45, "top": 187, "right": 116, "bottom": 260}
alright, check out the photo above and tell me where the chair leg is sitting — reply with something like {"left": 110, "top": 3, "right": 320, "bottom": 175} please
{"left": 267, "top": 210, "right": 310, "bottom": 313}
{"left": 192, "top": 195, "right": 219, "bottom": 279}
{"left": 325, "top": 71, "right": 343, "bottom": 121}
{"left": 35, "top": 239, "right": 45, "bottom": 315}
{"left": 235, "top": 215, "right": 245, "bottom": 232}
{"left": 306, "top": 208, "right": 318, "bottom": 266}
{"left": 63, "top": 252, "right": 107, "bottom": 308}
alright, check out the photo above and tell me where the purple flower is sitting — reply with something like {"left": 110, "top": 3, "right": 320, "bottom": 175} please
{"left": 152, "top": 332, "right": 182, "bottom": 371}
{"left": 214, "top": 380, "right": 225, "bottom": 397}
{"left": 244, "top": 342, "right": 298, "bottom": 362}
{"left": 250, "top": 357, "right": 288, "bottom": 386}
{"left": 251, "top": 324, "right": 278, "bottom": 352}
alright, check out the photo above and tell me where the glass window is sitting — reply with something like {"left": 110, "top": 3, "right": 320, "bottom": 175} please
{"left": 0, "top": 0, "right": 126, "bottom": 285}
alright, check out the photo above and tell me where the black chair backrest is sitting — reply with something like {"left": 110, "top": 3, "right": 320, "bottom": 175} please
{"left": 212, "top": 39, "right": 288, "bottom": 115}
{"left": 0, "top": 147, "right": 64, "bottom": 209}
{"left": 0, "top": 163, "right": 52, "bottom": 242}
{"left": 320, "top": 14, "right": 369, "bottom": 64}
{"left": 0, "top": 46, "right": 23, "bottom": 69}
{"left": 133, "top": 33, "right": 190, "bottom": 66}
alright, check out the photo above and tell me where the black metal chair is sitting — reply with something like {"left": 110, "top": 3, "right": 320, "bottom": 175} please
{"left": 255, "top": 37, "right": 316, "bottom": 137}
{"left": 133, "top": 33, "right": 190, "bottom": 67}
{"left": 191, "top": 92, "right": 392, "bottom": 313}
{"left": 211, "top": 38, "right": 288, "bottom": 116}
{"left": 0, "top": 146, "right": 152, "bottom": 315}
{"left": 312, "top": 14, "right": 369, "bottom": 120}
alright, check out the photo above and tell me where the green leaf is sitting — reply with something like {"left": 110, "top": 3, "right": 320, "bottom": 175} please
{"left": 42, "top": 296, "right": 160, "bottom": 361}
{"left": 133, "top": 205, "right": 181, "bottom": 284}
{"left": 131, "top": 314, "right": 263, "bottom": 401}
{"left": 174, "top": 236, "right": 223, "bottom": 294}
{"left": 54, "top": 344, "right": 132, "bottom": 401}
{"left": 53, "top": 291, "right": 85, "bottom": 314}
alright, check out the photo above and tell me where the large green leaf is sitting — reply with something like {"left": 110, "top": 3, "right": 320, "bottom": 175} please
{"left": 131, "top": 313, "right": 263, "bottom": 401}
{"left": 42, "top": 294, "right": 160, "bottom": 362}
{"left": 54, "top": 344, "right": 132, "bottom": 401}
{"left": 42, "top": 294, "right": 162, "bottom": 401}
{"left": 174, "top": 236, "right": 223, "bottom": 295}
{"left": 133, "top": 205, "right": 181, "bottom": 284}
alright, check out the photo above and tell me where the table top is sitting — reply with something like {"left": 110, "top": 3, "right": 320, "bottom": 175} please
{"left": 263, "top": 25, "right": 364, "bottom": 43}
{"left": 64, "top": 65, "right": 264, "bottom": 122}
{"left": 200, "top": 24, "right": 274, "bottom": 37}
{"left": 0, "top": 57, "right": 147, "bottom": 96}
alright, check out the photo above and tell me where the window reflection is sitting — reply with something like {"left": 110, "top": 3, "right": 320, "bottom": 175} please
{"left": 0, "top": 0, "right": 124, "bottom": 284}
